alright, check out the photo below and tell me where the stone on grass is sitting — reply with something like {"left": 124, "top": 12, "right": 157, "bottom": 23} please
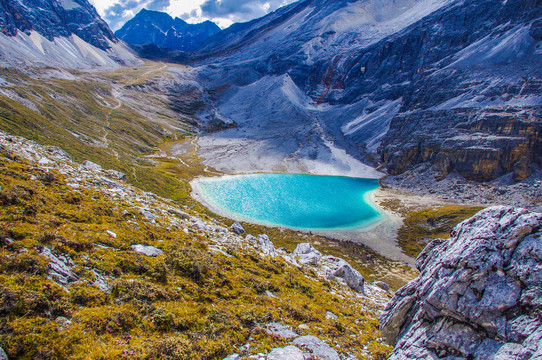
{"left": 230, "top": 221, "right": 245, "bottom": 234}
{"left": 266, "top": 322, "right": 298, "bottom": 339}
{"left": 106, "top": 230, "right": 117, "bottom": 238}
{"left": 293, "top": 335, "right": 340, "bottom": 360}
{"left": 222, "top": 354, "right": 240, "bottom": 360}
{"left": 131, "top": 244, "right": 164, "bottom": 257}
{"left": 168, "top": 208, "right": 190, "bottom": 219}
{"left": 267, "top": 346, "right": 304, "bottom": 360}
{"left": 82, "top": 160, "right": 102, "bottom": 171}
{"left": 292, "top": 243, "right": 321, "bottom": 265}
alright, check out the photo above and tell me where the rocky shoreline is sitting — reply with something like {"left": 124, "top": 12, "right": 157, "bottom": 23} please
{"left": 382, "top": 165, "right": 542, "bottom": 213}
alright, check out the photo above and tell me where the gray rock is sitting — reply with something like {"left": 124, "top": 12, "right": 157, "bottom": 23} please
{"left": 230, "top": 221, "right": 245, "bottom": 234}
{"left": 222, "top": 354, "right": 240, "bottom": 360}
{"left": 47, "top": 146, "right": 71, "bottom": 161}
{"left": 82, "top": 160, "right": 102, "bottom": 171}
{"left": 326, "top": 311, "right": 338, "bottom": 320}
{"left": 267, "top": 346, "right": 304, "bottom": 360}
{"left": 140, "top": 210, "right": 157, "bottom": 220}
{"left": 323, "top": 256, "right": 364, "bottom": 293}
{"left": 0, "top": 346, "right": 7, "bottom": 360}
{"left": 256, "top": 234, "right": 276, "bottom": 256}
{"left": 292, "top": 243, "right": 322, "bottom": 265}
{"left": 56, "top": 316, "right": 72, "bottom": 331}
{"left": 292, "top": 335, "right": 340, "bottom": 360}
{"left": 105, "top": 169, "right": 127, "bottom": 181}
{"left": 92, "top": 269, "right": 109, "bottom": 291}
{"left": 372, "top": 281, "right": 389, "bottom": 291}
{"left": 131, "top": 244, "right": 164, "bottom": 257}
{"left": 168, "top": 208, "right": 190, "bottom": 219}
{"left": 193, "top": 219, "right": 208, "bottom": 231}
{"left": 40, "top": 247, "right": 78, "bottom": 285}
{"left": 380, "top": 206, "right": 542, "bottom": 360}
{"left": 266, "top": 322, "right": 298, "bottom": 339}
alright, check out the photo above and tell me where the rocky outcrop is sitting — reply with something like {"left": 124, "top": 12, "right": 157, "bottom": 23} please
{"left": 0, "top": 0, "right": 116, "bottom": 50}
{"left": 380, "top": 107, "right": 542, "bottom": 182}
{"left": 380, "top": 206, "right": 542, "bottom": 359}
{"left": 115, "top": 9, "right": 220, "bottom": 52}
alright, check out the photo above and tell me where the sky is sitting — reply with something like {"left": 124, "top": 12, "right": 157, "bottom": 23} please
{"left": 89, "top": 0, "right": 297, "bottom": 31}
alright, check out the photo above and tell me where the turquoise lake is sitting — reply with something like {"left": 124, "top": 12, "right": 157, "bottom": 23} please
{"left": 191, "top": 174, "right": 383, "bottom": 231}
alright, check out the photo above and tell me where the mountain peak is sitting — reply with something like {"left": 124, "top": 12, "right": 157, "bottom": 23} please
{"left": 115, "top": 9, "right": 220, "bottom": 52}
{"left": 0, "top": 0, "right": 116, "bottom": 50}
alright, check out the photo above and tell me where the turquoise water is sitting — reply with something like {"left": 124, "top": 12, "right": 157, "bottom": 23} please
{"left": 192, "top": 174, "right": 383, "bottom": 231}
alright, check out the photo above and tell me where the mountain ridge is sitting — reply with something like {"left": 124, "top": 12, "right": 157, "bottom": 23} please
{"left": 115, "top": 9, "right": 221, "bottom": 52}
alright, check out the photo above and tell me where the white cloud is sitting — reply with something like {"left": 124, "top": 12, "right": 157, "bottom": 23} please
{"left": 89, "top": 0, "right": 297, "bottom": 31}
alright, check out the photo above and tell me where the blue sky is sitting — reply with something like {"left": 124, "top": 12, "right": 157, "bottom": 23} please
{"left": 89, "top": 0, "right": 297, "bottom": 31}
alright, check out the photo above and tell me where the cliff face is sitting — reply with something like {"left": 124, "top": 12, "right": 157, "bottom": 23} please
{"left": 152, "top": 0, "right": 542, "bottom": 184}
{"left": 0, "top": 0, "right": 116, "bottom": 50}
{"left": 380, "top": 107, "right": 542, "bottom": 182}
{"left": 380, "top": 206, "right": 542, "bottom": 359}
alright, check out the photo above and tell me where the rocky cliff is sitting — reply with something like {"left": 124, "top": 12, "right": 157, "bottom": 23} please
{"left": 0, "top": 0, "right": 115, "bottom": 50}
{"left": 0, "top": 0, "right": 140, "bottom": 69}
{"left": 143, "top": 0, "right": 542, "bottom": 187}
{"left": 115, "top": 9, "right": 220, "bottom": 52}
{"left": 380, "top": 206, "right": 542, "bottom": 359}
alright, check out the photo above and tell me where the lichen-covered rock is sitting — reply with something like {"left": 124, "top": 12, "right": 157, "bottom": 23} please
{"left": 246, "top": 234, "right": 276, "bottom": 257}
{"left": 380, "top": 206, "right": 542, "bottom": 360}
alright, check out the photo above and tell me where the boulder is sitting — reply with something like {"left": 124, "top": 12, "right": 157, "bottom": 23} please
{"left": 131, "top": 244, "right": 164, "bottom": 257}
{"left": 266, "top": 322, "right": 298, "bottom": 339}
{"left": 292, "top": 243, "right": 322, "bottom": 265}
{"left": 267, "top": 346, "right": 304, "bottom": 360}
{"left": 292, "top": 335, "right": 340, "bottom": 360}
{"left": 256, "top": 234, "right": 276, "bottom": 256}
{"left": 0, "top": 346, "right": 7, "bottom": 360}
{"left": 105, "top": 169, "right": 127, "bottom": 181}
{"left": 322, "top": 256, "right": 364, "bottom": 293}
{"left": 230, "top": 222, "right": 245, "bottom": 234}
{"left": 40, "top": 247, "right": 78, "bottom": 285}
{"left": 167, "top": 208, "right": 190, "bottom": 219}
{"left": 82, "top": 160, "right": 102, "bottom": 171}
{"left": 222, "top": 354, "right": 240, "bottom": 360}
{"left": 246, "top": 234, "right": 276, "bottom": 256}
{"left": 380, "top": 206, "right": 542, "bottom": 360}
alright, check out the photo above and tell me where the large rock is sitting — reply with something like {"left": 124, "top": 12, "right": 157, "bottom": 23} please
{"left": 321, "top": 256, "right": 365, "bottom": 293}
{"left": 292, "top": 243, "right": 322, "bottom": 266}
{"left": 131, "top": 244, "right": 164, "bottom": 257}
{"left": 380, "top": 206, "right": 542, "bottom": 359}
{"left": 267, "top": 345, "right": 304, "bottom": 360}
{"left": 292, "top": 335, "right": 340, "bottom": 360}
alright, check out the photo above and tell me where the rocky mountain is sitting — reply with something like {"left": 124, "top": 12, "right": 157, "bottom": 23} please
{"left": 380, "top": 206, "right": 542, "bottom": 359}
{"left": 115, "top": 9, "right": 220, "bottom": 52}
{"left": 149, "top": 0, "right": 542, "bottom": 188}
{"left": 0, "top": 0, "right": 140, "bottom": 69}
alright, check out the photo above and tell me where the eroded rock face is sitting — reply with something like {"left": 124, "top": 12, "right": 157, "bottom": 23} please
{"left": 380, "top": 206, "right": 542, "bottom": 359}
{"left": 0, "top": 0, "right": 116, "bottom": 50}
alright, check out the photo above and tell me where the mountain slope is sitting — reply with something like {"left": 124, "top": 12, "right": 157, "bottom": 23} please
{"left": 175, "top": 0, "right": 542, "bottom": 188}
{"left": 0, "top": 0, "right": 140, "bottom": 69}
{"left": 115, "top": 9, "right": 221, "bottom": 52}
